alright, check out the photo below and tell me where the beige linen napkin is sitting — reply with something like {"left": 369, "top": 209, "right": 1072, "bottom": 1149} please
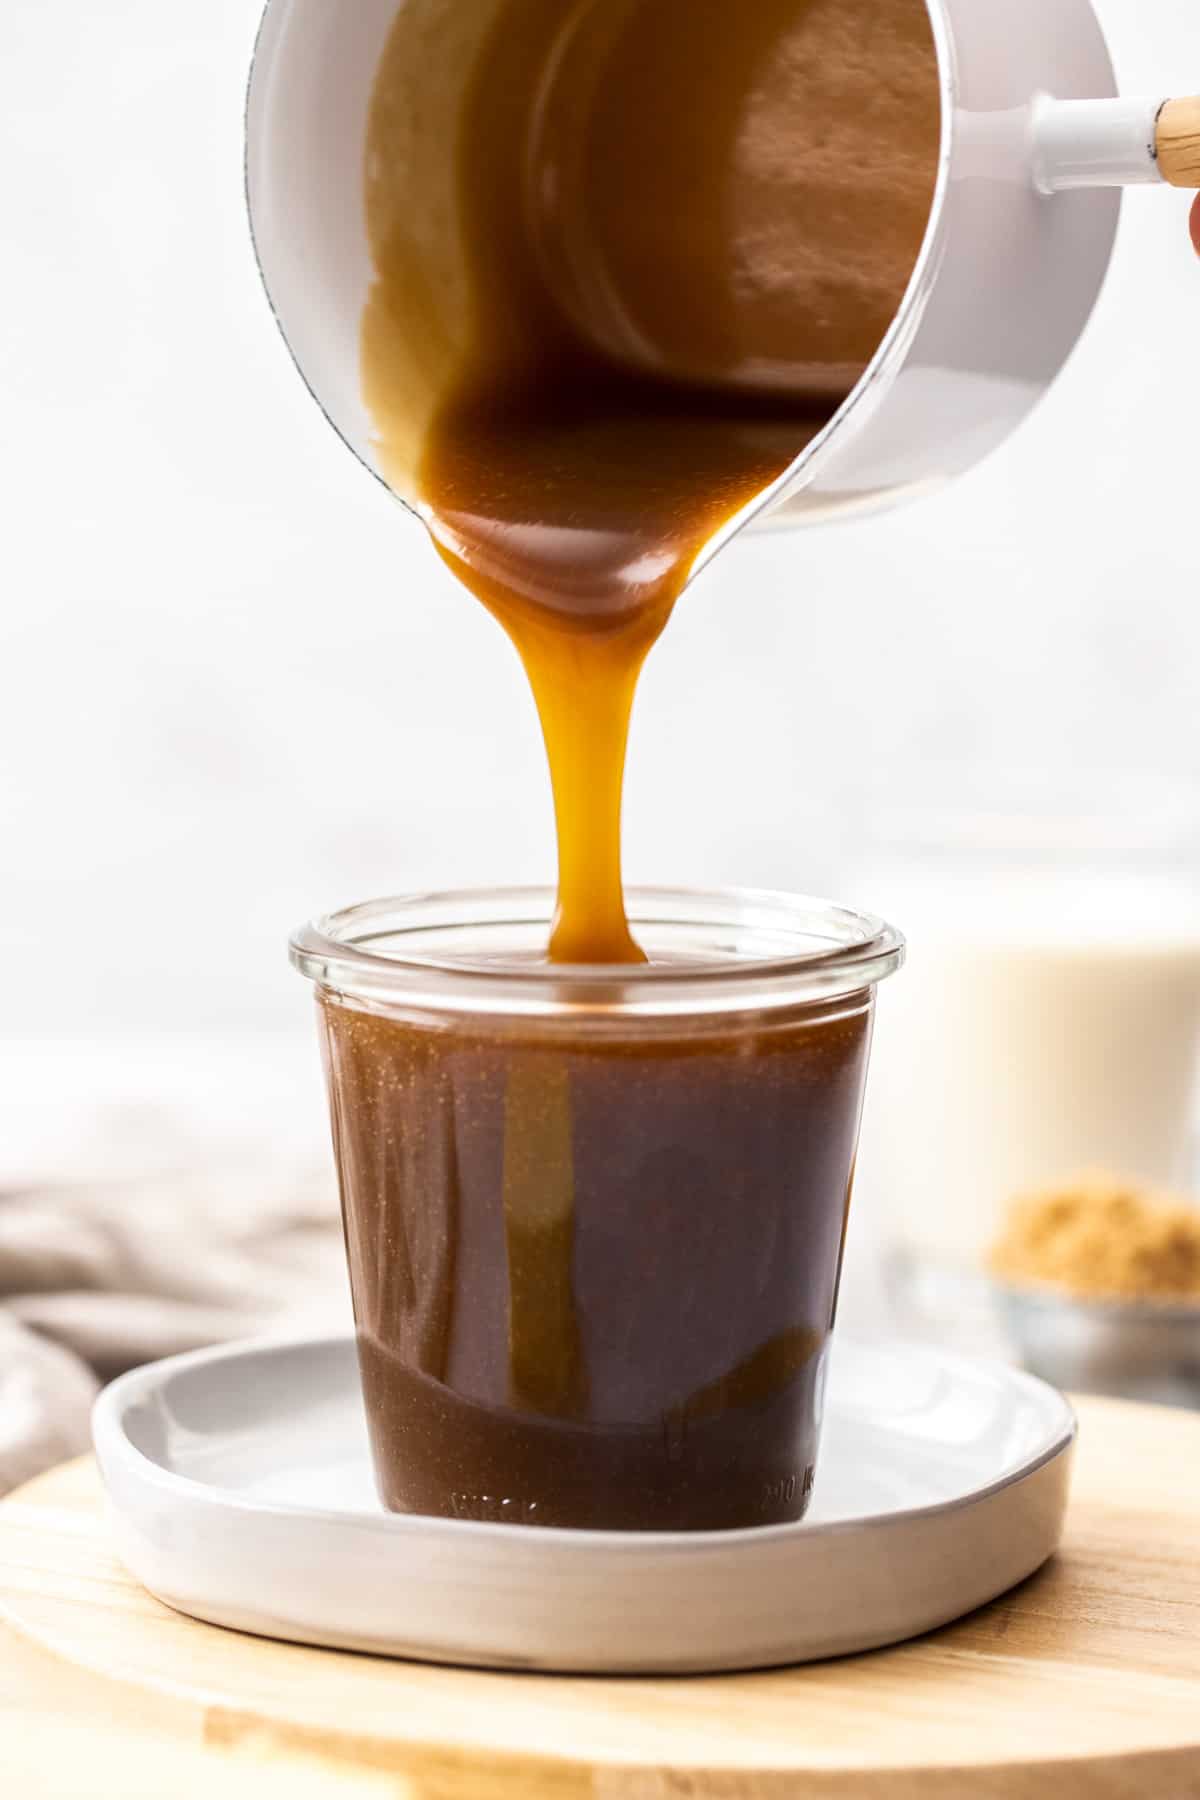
{"left": 0, "top": 1042, "right": 347, "bottom": 1496}
{"left": 0, "top": 1162, "right": 347, "bottom": 1495}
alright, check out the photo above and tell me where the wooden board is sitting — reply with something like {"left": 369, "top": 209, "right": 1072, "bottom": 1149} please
{"left": 2, "top": 1396, "right": 1200, "bottom": 1798}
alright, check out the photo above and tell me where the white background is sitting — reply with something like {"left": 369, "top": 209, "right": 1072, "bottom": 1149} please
{"left": 2, "top": 0, "right": 1199, "bottom": 1051}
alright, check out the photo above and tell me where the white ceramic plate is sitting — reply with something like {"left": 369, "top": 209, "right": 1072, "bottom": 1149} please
{"left": 93, "top": 1333, "right": 1074, "bottom": 1674}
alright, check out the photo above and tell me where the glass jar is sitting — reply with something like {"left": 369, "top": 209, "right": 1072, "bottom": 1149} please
{"left": 291, "top": 886, "right": 903, "bottom": 1532}
{"left": 850, "top": 800, "right": 1200, "bottom": 1327}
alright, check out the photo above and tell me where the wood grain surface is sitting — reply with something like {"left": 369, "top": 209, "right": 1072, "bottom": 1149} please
{"left": 2, "top": 1396, "right": 1199, "bottom": 1798}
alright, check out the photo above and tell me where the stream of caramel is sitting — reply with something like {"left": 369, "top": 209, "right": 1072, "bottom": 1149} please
{"left": 362, "top": 0, "right": 939, "bottom": 963}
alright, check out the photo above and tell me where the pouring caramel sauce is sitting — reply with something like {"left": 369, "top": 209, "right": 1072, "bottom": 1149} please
{"left": 362, "top": 0, "right": 939, "bottom": 963}
{"left": 339, "top": 0, "right": 936, "bottom": 1526}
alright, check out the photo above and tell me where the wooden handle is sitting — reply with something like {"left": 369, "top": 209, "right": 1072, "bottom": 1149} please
{"left": 1157, "top": 97, "right": 1200, "bottom": 187}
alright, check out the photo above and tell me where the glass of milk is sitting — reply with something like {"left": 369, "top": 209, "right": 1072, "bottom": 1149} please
{"left": 850, "top": 796, "right": 1200, "bottom": 1327}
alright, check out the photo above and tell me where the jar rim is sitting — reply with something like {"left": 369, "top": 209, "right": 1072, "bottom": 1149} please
{"left": 289, "top": 886, "right": 904, "bottom": 1019}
